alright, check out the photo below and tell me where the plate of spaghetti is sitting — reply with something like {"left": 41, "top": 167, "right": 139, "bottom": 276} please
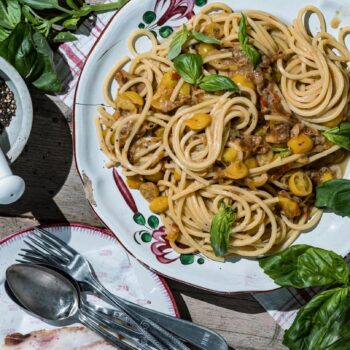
{"left": 74, "top": 0, "right": 350, "bottom": 293}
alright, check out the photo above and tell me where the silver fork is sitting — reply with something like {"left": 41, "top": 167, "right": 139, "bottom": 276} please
{"left": 19, "top": 230, "right": 184, "bottom": 350}
{"left": 19, "top": 228, "right": 227, "bottom": 350}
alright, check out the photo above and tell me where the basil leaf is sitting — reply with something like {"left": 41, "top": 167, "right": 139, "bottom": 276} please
{"left": 323, "top": 122, "right": 350, "bottom": 151}
{"left": 239, "top": 13, "right": 261, "bottom": 68}
{"left": 316, "top": 179, "right": 350, "bottom": 217}
{"left": 81, "top": 0, "right": 129, "bottom": 15}
{"left": 0, "top": 22, "right": 62, "bottom": 92}
{"left": 52, "top": 31, "right": 78, "bottom": 43}
{"left": 173, "top": 53, "right": 203, "bottom": 85}
{"left": 259, "top": 244, "right": 349, "bottom": 288}
{"left": 210, "top": 201, "right": 235, "bottom": 256}
{"left": 0, "top": 0, "right": 21, "bottom": 30}
{"left": 0, "top": 27, "right": 10, "bottom": 42}
{"left": 199, "top": 74, "right": 240, "bottom": 93}
{"left": 168, "top": 25, "right": 191, "bottom": 60}
{"left": 18, "top": 0, "right": 69, "bottom": 12}
{"left": 283, "top": 287, "right": 350, "bottom": 350}
{"left": 66, "top": 0, "right": 80, "bottom": 10}
{"left": 192, "top": 31, "right": 220, "bottom": 45}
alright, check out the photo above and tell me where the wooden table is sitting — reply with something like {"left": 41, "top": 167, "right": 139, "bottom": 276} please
{"left": 0, "top": 90, "right": 286, "bottom": 350}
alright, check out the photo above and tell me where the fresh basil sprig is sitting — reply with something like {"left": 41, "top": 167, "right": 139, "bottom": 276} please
{"left": 259, "top": 244, "right": 349, "bottom": 288}
{"left": 0, "top": 0, "right": 129, "bottom": 92}
{"left": 323, "top": 122, "right": 350, "bottom": 151}
{"left": 168, "top": 25, "right": 220, "bottom": 60}
{"left": 239, "top": 13, "right": 261, "bottom": 69}
{"left": 284, "top": 287, "right": 350, "bottom": 350}
{"left": 260, "top": 244, "right": 350, "bottom": 350}
{"left": 315, "top": 179, "right": 350, "bottom": 217}
{"left": 210, "top": 201, "right": 235, "bottom": 257}
{"left": 0, "top": 22, "right": 62, "bottom": 92}
{"left": 173, "top": 53, "right": 240, "bottom": 93}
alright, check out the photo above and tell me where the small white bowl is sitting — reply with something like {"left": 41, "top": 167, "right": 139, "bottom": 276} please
{"left": 0, "top": 57, "right": 33, "bottom": 163}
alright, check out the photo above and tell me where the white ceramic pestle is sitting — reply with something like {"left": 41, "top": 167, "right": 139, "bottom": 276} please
{"left": 0, "top": 148, "right": 25, "bottom": 204}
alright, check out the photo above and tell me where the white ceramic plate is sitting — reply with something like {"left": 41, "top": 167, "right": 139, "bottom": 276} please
{"left": 0, "top": 224, "right": 178, "bottom": 342}
{"left": 74, "top": 0, "right": 350, "bottom": 293}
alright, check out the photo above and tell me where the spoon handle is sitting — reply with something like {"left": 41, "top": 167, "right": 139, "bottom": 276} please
{"left": 88, "top": 278, "right": 190, "bottom": 350}
{"left": 79, "top": 307, "right": 135, "bottom": 350}
{"left": 83, "top": 281, "right": 228, "bottom": 350}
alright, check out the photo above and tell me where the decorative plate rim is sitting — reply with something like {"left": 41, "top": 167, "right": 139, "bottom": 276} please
{"left": 71, "top": 0, "right": 283, "bottom": 294}
{"left": 0, "top": 222, "right": 180, "bottom": 317}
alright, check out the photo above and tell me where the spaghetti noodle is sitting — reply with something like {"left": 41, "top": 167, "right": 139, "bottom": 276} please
{"left": 95, "top": 3, "right": 350, "bottom": 261}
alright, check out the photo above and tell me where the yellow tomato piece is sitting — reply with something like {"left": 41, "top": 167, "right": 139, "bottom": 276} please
{"left": 126, "top": 176, "right": 143, "bottom": 190}
{"left": 198, "top": 43, "right": 215, "bottom": 57}
{"left": 278, "top": 196, "right": 301, "bottom": 218}
{"left": 288, "top": 171, "right": 313, "bottom": 197}
{"left": 184, "top": 113, "right": 212, "bottom": 130}
{"left": 160, "top": 71, "right": 179, "bottom": 89}
{"left": 174, "top": 169, "right": 181, "bottom": 181}
{"left": 320, "top": 169, "right": 334, "bottom": 183}
{"left": 116, "top": 93, "right": 136, "bottom": 111}
{"left": 123, "top": 91, "right": 144, "bottom": 106}
{"left": 246, "top": 173, "right": 268, "bottom": 189}
{"left": 244, "top": 157, "right": 258, "bottom": 169}
{"left": 139, "top": 182, "right": 159, "bottom": 202}
{"left": 145, "top": 172, "right": 164, "bottom": 183}
{"left": 231, "top": 74, "right": 255, "bottom": 89}
{"left": 155, "top": 127, "right": 165, "bottom": 138}
{"left": 222, "top": 148, "right": 238, "bottom": 163}
{"left": 204, "top": 22, "right": 223, "bottom": 39}
{"left": 149, "top": 196, "right": 169, "bottom": 214}
{"left": 322, "top": 114, "right": 344, "bottom": 128}
{"left": 287, "top": 134, "right": 314, "bottom": 154}
{"left": 179, "top": 82, "right": 191, "bottom": 96}
{"left": 224, "top": 160, "right": 249, "bottom": 180}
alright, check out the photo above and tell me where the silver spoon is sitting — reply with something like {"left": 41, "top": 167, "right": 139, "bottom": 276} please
{"left": 6, "top": 264, "right": 148, "bottom": 350}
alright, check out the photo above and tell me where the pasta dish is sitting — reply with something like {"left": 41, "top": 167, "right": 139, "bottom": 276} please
{"left": 95, "top": 3, "right": 350, "bottom": 261}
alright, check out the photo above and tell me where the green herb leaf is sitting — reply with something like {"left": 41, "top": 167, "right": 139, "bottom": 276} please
{"left": 0, "top": 22, "right": 62, "bottom": 92}
{"left": 0, "top": 27, "right": 10, "bottom": 42}
{"left": 18, "top": 0, "right": 70, "bottom": 12}
{"left": 168, "top": 25, "right": 191, "bottom": 60}
{"left": 0, "top": 0, "right": 21, "bottom": 30}
{"left": 52, "top": 31, "right": 77, "bottom": 43}
{"left": 82, "top": 0, "right": 129, "bottom": 15}
{"left": 259, "top": 244, "right": 349, "bottom": 288}
{"left": 62, "top": 17, "right": 80, "bottom": 30}
{"left": 191, "top": 31, "right": 220, "bottom": 44}
{"left": 210, "top": 201, "right": 235, "bottom": 256}
{"left": 323, "top": 122, "right": 350, "bottom": 151}
{"left": 66, "top": 0, "right": 80, "bottom": 10}
{"left": 199, "top": 74, "right": 240, "bottom": 92}
{"left": 173, "top": 53, "right": 203, "bottom": 85}
{"left": 271, "top": 146, "right": 291, "bottom": 158}
{"left": 239, "top": 13, "right": 261, "bottom": 68}
{"left": 283, "top": 287, "right": 350, "bottom": 350}
{"left": 315, "top": 179, "right": 350, "bottom": 217}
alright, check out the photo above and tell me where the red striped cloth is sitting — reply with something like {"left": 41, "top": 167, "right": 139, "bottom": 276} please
{"left": 55, "top": 8, "right": 319, "bottom": 330}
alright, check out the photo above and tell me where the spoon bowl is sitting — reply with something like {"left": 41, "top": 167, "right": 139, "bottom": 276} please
{"left": 6, "top": 264, "right": 79, "bottom": 322}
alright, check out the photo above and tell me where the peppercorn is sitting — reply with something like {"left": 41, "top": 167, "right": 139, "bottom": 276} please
{"left": 0, "top": 78, "right": 16, "bottom": 133}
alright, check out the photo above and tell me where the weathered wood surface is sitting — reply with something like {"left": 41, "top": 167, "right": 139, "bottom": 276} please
{"left": 0, "top": 91, "right": 286, "bottom": 350}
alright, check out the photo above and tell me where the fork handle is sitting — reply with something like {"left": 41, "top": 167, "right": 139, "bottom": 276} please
{"left": 88, "top": 279, "right": 186, "bottom": 350}
{"left": 84, "top": 281, "right": 227, "bottom": 350}
{"left": 124, "top": 301, "right": 228, "bottom": 350}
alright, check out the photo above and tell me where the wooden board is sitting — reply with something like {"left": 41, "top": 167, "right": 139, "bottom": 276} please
{"left": 0, "top": 92, "right": 286, "bottom": 349}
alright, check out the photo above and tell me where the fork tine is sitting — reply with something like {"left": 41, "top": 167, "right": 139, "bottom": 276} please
{"left": 32, "top": 231, "right": 73, "bottom": 259}
{"left": 22, "top": 241, "right": 67, "bottom": 265}
{"left": 18, "top": 252, "right": 47, "bottom": 263}
{"left": 28, "top": 235, "right": 69, "bottom": 261}
{"left": 35, "top": 228, "right": 77, "bottom": 255}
